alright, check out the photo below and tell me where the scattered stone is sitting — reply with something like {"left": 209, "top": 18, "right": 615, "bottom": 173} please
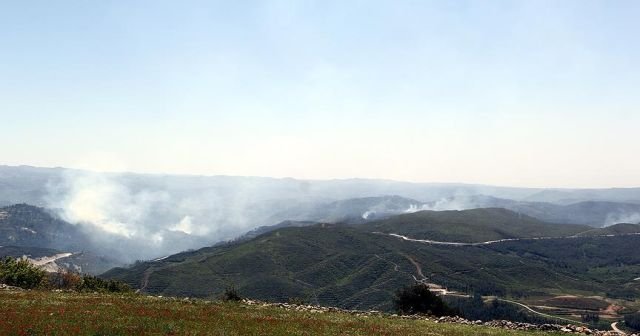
{"left": 0, "top": 284, "right": 23, "bottom": 291}
{"left": 238, "top": 298, "right": 628, "bottom": 335}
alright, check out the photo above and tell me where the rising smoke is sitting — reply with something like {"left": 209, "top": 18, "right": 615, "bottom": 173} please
{"left": 41, "top": 169, "right": 317, "bottom": 262}
{"left": 14, "top": 166, "right": 640, "bottom": 263}
{"left": 44, "top": 170, "right": 217, "bottom": 262}
{"left": 604, "top": 212, "right": 640, "bottom": 227}
{"left": 46, "top": 170, "right": 168, "bottom": 237}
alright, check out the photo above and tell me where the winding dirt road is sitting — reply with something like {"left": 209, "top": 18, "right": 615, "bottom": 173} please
{"left": 383, "top": 230, "right": 640, "bottom": 332}
{"left": 383, "top": 232, "right": 640, "bottom": 247}
{"left": 30, "top": 253, "right": 73, "bottom": 266}
{"left": 611, "top": 322, "right": 627, "bottom": 335}
{"left": 27, "top": 253, "right": 74, "bottom": 273}
{"left": 496, "top": 298, "right": 583, "bottom": 325}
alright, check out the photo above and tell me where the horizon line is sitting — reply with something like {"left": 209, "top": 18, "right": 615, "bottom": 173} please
{"left": 2, "top": 163, "right": 639, "bottom": 191}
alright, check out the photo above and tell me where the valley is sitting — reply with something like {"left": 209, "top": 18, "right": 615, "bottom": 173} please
{"left": 1, "top": 166, "right": 639, "bottom": 334}
{"left": 5, "top": 2, "right": 640, "bottom": 333}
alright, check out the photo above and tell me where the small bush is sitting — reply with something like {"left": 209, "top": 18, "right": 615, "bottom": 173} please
{"left": 625, "top": 312, "right": 640, "bottom": 331}
{"left": 76, "top": 275, "right": 132, "bottom": 293}
{"left": 0, "top": 257, "right": 47, "bottom": 289}
{"left": 221, "top": 286, "right": 242, "bottom": 302}
{"left": 394, "top": 283, "right": 455, "bottom": 316}
{"left": 581, "top": 312, "right": 600, "bottom": 324}
{"left": 48, "top": 269, "right": 83, "bottom": 290}
{"left": 287, "top": 297, "right": 306, "bottom": 305}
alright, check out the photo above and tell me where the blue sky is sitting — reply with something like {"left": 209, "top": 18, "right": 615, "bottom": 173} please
{"left": 1, "top": 1, "right": 639, "bottom": 187}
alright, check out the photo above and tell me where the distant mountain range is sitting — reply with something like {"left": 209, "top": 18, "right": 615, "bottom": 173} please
{"left": 3, "top": 164, "right": 640, "bottom": 205}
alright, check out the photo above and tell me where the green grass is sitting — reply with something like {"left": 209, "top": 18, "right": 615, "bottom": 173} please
{"left": 0, "top": 290, "right": 567, "bottom": 336}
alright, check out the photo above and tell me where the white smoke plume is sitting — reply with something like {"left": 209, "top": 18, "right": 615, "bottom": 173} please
{"left": 172, "top": 216, "right": 194, "bottom": 235}
{"left": 361, "top": 211, "right": 375, "bottom": 220}
{"left": 604, "top": 212, "right": 640, "bottom": 227}
{"left": 43, "top": 170, "right": 214, "bottom": 262}
{"left": 41, "top": 168, "right": 318, "bottom": 262}
{"left": 404, "top": 197, "right": 477, "bottom": 213}
{"left": 46, "top": 170, "right": 169, "bottom": 238}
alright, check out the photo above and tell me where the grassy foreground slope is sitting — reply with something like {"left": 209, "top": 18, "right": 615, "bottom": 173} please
{"left": 0, "top": 290, "right": 566, "bottom": 336}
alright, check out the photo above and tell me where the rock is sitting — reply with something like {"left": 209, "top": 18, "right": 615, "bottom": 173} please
{"left": 0, "top": 284, "right": 23, "bottom": 291}
{"left": 236, "top": 298, "right": 615, "bottom": 335}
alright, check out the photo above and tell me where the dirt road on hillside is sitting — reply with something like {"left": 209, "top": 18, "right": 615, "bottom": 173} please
{"left": 383, "top": 232, "right": 640, "bottom": 247}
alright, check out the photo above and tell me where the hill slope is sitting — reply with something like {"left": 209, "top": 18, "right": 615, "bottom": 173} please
{"left": 266, "top": 195, "right": 424, "bottom": 224}
{"left": 0, "top": 204, "right": 90, "bottom": 251}
{"left": 358, "top": 208, "right": 591, "bottom": 243}
{"left": 574, "top": 223, "right": 640, "bottom": 237}
{"left": 0, "top": 204, "right": 121, "bottom": 274}
{"left": 104, "top": 217, "right": 640, "bottom": 311}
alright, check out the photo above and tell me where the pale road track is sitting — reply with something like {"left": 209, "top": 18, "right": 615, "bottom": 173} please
{"left": 383, "top": 231, "right": 640, "bottom": 333}
{"left": 496, "top": 298, "right": 583, "bottom": 325}
{"left": 382, "top": 232, "right": 640, "bottom": 247}
{"left": 611, "top": 322, "right": 627, "bottom": 335}
{"left": 30, "top": 253, "right": 73, "bottom": 266}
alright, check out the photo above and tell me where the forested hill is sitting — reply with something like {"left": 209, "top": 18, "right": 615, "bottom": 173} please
{"left": 104, "top": 214, "right": 640, "bottom": 311}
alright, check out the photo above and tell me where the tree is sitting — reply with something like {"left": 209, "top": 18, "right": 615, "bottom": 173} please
{"left": 581, "top": 312, "right": 600, "bottom": 324}
{"left": 0, "top": 257, "right": 47, "bottom": 289}
{"left": 76, "top": 275, "right": 131, "bottom": 293}
{"left": 393, "top": 284, "right": 454, "bottom": 316}
{"left": 221, "top": 285, "right": 242, "bottom": 302}
{"left": 625, "top": 312, "right": 640, "bottom": 331}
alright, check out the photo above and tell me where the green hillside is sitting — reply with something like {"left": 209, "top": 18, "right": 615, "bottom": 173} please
{"left": 574, "top": 223, "right": 640, "bottom": 237}
{"left": 105, "top": 219, "right": 640, "bottom": 311}
{"left": 358, "top": 208, "right": 591, "bottom": 242}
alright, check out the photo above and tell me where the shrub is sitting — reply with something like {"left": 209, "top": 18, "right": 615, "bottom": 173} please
{"left": 625, "top": 312, "right": 640, "bottom": 331}
{"left": 0, "top": 257, "right": 47, "bottom": 289}
{"left": 221, "top": 286, "right": 242, "bottom": 302}
{"left": 48, "top": 268, "right": 83, "bottom": 290}
{"left": 287, "top": 297, "right": 306, "bottom": 305}
{"left": 76, "top": 275, "right": 132, "bottom": 293}
{"left": 581, "top": 312, "right": 600, "bottom": 324}
{"left": 393, "top": 283, "right": 454, "bottom": 316}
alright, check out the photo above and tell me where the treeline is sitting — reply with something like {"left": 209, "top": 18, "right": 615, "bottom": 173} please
{"left": 0, "top": 257, "right": 130, "bottom": 293}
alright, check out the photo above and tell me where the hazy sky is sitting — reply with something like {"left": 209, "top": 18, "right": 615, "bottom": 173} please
{"left": 1, "top": 1, "right": 639, "bottom": 188}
